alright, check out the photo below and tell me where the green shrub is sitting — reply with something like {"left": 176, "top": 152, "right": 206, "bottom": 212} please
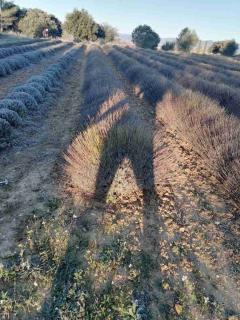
{"left": 162, "top": 41, "right": 175, "bottom": 51}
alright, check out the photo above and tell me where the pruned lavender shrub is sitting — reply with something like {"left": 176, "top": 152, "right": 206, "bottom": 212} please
{"left": 12, "top": 85, "right": 44, "bottom": 103}
{"left": 0, "top": 46, "right": 82, "bottom": 144}
{"left": 0, "top": 118, "right": 12, "bottom": 139}
{"left": 0, "top": 108, "right": 22, "bottom": 127}
{"left": 0, "top": 99, "right": 27, "bottom": 116}
{"left": 0, "top": 60, "right": 12, "bottom": 76}
{"left": 0, "top": 43, "right": 71, "bottom": 78}
{"left": 30, "top": 82, "right": 46, "bottom": 95}
{"left": 7, "top": 92, "right": 38, "bottom": 111}
{"left": 29, "top": 76, "right": 52, "bottom": 91}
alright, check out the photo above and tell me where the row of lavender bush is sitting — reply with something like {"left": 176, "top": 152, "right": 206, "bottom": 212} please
{"left": 0, "top": 40, "right": 60, "bottom": 59}
{"left": 164, "top": 48, "right": 240, "bottom": 74}
{"left": 142, "top": 48, "right": 240, "bottom": 88}
{"left": 108, "top": 46, "right": 240, "bottom": 207}
{"left": 65, "top": 46, "right": 150, "bottom": 204}
{"left": 0, "top": 45, "right": 82, "bottom": 142}
{"left": 116, "top": 46, "right": 240, "bottom": 117}
{"left": 0, "top": 42, "right": 72, "bottom": 77}
{"left": 0, "top": 38, "right": 45, "bottom": 49}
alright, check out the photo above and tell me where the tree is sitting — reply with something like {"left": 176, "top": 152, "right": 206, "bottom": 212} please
{"left": 132, "top": 25, "right": 160, "bottom": 50}
{"left": 101, "top": 23, "right": 118, "bottom": 42}
{"left": 0, "top": 1, "right": 26, "bottom": 32}
{"left": 210, "top": 40, "right": 239, "bottom": 56}
{"left": 162, "top": 41, "right": 175, "bottom": 51}
{"left": 63, "top": 9, "right": 99, "bottom": 42}
{"left": 18, "top": 9, "right": 62, "bottom": 38}
{"left": 222, "top": 40, "right": 238, "bottom": 56}
{"left": 176, "top": 27, "right": 199, "bottom": 52}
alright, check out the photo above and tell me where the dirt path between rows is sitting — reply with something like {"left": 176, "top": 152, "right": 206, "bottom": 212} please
{"left": 0, "top": 45, "right": 73, "bottom": 99}
{"left": 0, "top": 47, "right": 85, "bottom": 259}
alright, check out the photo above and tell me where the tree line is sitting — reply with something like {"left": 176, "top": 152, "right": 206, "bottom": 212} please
{"left": 132, "top": 25, "right": 239, "bottom": 56}
{"left": 0, "top": 2, "right": 117, "bottom": 42}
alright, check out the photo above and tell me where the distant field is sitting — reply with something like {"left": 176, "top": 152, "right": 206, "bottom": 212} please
{"left": 0, "top": 42, "right": 240, "bottom": 319}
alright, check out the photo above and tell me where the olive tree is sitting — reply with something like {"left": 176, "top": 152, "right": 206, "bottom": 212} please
{"left": 176, "top": 27, "right": 199, "bottom": 52}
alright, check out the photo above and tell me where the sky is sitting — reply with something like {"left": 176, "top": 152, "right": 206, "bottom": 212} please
{"left": 14, "top": 0, "right": 240, "bottom": 41}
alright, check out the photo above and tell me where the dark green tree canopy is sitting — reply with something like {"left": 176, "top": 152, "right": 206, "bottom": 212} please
{"left": 222, "top": 40, "right": 238, "bottom": 56}
{"left": 176, "top": 27, "right": 199, "bottom": 52}
{"left": 63, "top": 9, "right": 99, "bottom": 42}
{"left": 18, "top": 9, "right": 62, "bottom": 38}
{"left": 132, "top": 25, "right": 160, "bottom": 49}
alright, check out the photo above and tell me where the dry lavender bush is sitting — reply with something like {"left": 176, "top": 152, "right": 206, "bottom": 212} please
{"left": 108, "top": 46, "right": 240, "bottom": 207}
{"left": 158, "top": 91, "right": 240, "bottom": 205}
{"left": 65, "top": 46, "right": 151, "bottom": 201}
{"left": 115, "top": 46, "right": 240, "bottom": 117}
{"left": 140, "top": 47, "right": 240, "bottom": 88}
{"left": 162, "top": 49, "right": 240, "bottom": 74}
